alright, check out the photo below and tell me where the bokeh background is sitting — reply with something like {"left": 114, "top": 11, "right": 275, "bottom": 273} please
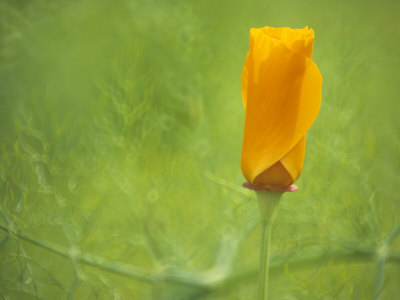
{"left": 1, "top": 0, "right": 400, "bottom": 299}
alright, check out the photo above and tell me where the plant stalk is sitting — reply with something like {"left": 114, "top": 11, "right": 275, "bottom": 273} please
{"left": 256, "top": 190, "right": 281, "bottom": 300}
{"left": 375, "top": 242, "right": 388, "bottom": 300}
{"left": 258, "top": 219, "right": 273, "bottom": 300}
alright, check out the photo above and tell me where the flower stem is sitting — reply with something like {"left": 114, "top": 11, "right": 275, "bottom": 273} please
{"left": 375, "top": 257, "right": 385, "bottom": 300}
{"left": 375, "top": 242, "right": 387, "bottom": 300}
{"left": 258, "top": 219, "right": 274, "bottom": 300}
{"left": 255, "top": 190, "right": 281, "bottom": 300}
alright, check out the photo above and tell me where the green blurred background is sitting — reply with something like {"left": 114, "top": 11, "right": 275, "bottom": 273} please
{"left": 1, "top": 0, "right": 399, "bottom": 299}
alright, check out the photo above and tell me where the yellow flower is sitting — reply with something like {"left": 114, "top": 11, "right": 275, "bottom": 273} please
{"left": 241, "top": 26, "right": 322, "bottom": 189}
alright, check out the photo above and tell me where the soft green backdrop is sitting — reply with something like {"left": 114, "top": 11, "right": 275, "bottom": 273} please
{"left": 1, "top": 0, "right": 399, "bottom": 299}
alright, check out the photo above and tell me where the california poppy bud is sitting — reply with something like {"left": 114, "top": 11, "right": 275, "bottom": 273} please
{"left": 241, "top": 26, "right": 322, "bottom": 189}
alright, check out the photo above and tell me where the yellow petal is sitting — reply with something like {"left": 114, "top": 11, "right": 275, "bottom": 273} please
{"left": 261, "top": 26, "right": 314, "bottom": 59}
{"left": 279, "top": 136, "right": 306, "bottom": 182}
{"left": 241, "top": 26, "right": 314, "bottom": 110}
{"left": 241, "top": 27, "right": 322, "bottom": 188}
{"left": 254, "top": 136, "right": 306, "bottom": 187}
{"left": 253, "top": 160, "right": 293, "bottom": 188}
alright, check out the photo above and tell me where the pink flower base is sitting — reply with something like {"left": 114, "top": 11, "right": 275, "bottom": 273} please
{"left": 242, "top": 182, "right": 298, "bottom": 192}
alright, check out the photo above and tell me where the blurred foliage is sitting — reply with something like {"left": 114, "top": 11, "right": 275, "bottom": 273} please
{"left": 1, "top": 0, "right": 400, "bottom": 299}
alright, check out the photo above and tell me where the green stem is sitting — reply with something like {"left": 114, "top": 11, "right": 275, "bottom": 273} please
{"left": 256, "top": 190, "right": 281, "bottom": 300}
{"left": 375, "top": 243, "right": 387, "bottom": 300}
{"left": 375, "top": 257, "right": 385, "bottom": 300}
{"left": 258, "top": 219, "right": 274, "bottom": 300}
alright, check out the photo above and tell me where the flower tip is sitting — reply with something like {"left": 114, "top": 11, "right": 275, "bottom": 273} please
{"left": 242, "top": 182, "right": 298, "bottom": 193}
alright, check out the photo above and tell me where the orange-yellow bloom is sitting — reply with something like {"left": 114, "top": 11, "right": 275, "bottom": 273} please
{"left": 241, "top": 26, "right": 322, "bottom": 189}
